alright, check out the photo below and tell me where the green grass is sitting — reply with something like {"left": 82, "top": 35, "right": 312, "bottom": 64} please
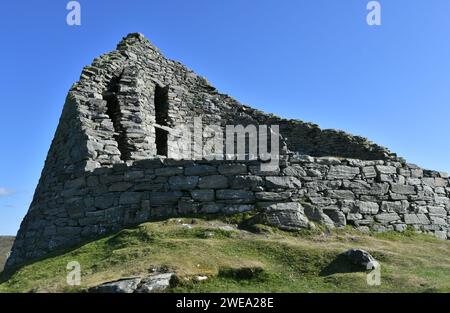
{"left": 0, "top": 218, "right": 449, "bottom": 293}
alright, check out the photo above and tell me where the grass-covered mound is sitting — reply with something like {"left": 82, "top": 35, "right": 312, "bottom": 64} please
{"left": 1, "top": 218, "right": 449, "bottom": 293}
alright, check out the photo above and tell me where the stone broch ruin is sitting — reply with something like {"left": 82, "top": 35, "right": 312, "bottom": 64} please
{"left": 5, "top": 33, "right": 450, "bottom": 270}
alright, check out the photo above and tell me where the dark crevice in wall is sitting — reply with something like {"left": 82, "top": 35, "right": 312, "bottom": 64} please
{"left": 154, "top": 85, "right": 169, "bottom": 157}
{"left": 104, "top": 74, "right": 131, "bottom": 161}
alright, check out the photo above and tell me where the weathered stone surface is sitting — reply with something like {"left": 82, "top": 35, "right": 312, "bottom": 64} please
{"left": 89, "top": 273, "right": 175, "bottom": 293}
{"left": 376, "top": 165, "right": 396, "bottom": 175}
{"left": 428, "top": 206, "right": 447, "bottom": 217}
{"left": 216, "top": 190, "right": 255, "bottom": 202}
{"left": 342, "top": 249, "right": 378, "bottom": 269}
{"left": 375, "top": 213, "right": 400, "bottom": 223}
{"left": 404, "top": 213, "right": 430, "bottom": 225}
{"left": 190, "top": 190, "right": 215, "bottom": 202}
{"left": 249, "top": 202, "right": 309, "bottom": 231}
{"left": 354, "top": 201, "right": 379, "bottom": 214}
{"left": 362, "top": 166, "right": 377, "bottom": 178}
{"left": 109, "top": 182, "right": 133, "bottom": 192}
{"left": 230, "top": 175, "right": 264, "bottom": 190}
{"left": 218, "top": 164, "right": 247, "bottom": 175}
{"left": 303, "top": 203, "right": 335, "bottom": 228}
{"left": 119, "top": 192, "right": 142, "bottom": 205}
{"left": 327, "top": 166, "right": 360, "bottom": 179}
{"left": 168, "top": 176, "right": 199, "bottom": 190}
{"left": 282, "top": 165, "right": 307, "bottom": 177}
{"left": 255, "top": 192, "right": 291, "bottom": 201}
{"left": 265, "top": 176, "right": 301, "bottom": 189}
{"left": 198, "top": 175, "right": 228, "bottom": 189}
{"left": 184, "top": 165, "right": 217, "bottom": 176}
{"left": 149, "top": 192, "right": 182, "bottom": 205}
{"left": 324, "top": 210, "right": 346, "bottom": 227}
{"left": 135, "top": 273, "right": 175, "bottom": 293}
{"left": 391, "top": 184, "right": 416, "bottom": 195}
{"left": 380, "top": 201, "right": 408, "bottom": 214}
{"left": 155, "top": 167, "right": 184, "bottom": 176}
{"left": 90, "top": 278, "right": 141, "bottom": 293}
{"left": 325, "top": 190, "right": 355, "bottom": 200}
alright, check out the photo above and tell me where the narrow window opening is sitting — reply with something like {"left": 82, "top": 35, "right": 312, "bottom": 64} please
{"left": 154, "top": 85, "right": 169, "bottom": 157}
{"left": 104, "top": 75, "right": 130, "bottom": 161}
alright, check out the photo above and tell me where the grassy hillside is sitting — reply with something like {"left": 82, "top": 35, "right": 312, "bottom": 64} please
{"left": 0, "top": 236, "right": 15, "bottom": 273}
{"left": 0, "top": 218, "right": 449, "bottom": 293}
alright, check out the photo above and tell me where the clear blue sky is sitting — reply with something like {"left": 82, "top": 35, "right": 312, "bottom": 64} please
{"left": 1, "top": 0, "right": 449, "bottom": 235}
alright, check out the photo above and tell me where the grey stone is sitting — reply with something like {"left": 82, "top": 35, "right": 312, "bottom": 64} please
{"left": 249, "top": 202, "right": 309, "bottom": 231}
{"left": 362, "top": 166, "right": 377, "bottom": 178}
{"left": 404, "top": 214, "right": 430, "bottom": 225}
{"left": 201, "top": 202, "right": 225, "bottom": 214}
{"left": 168, "top": 176, "right": 199, "bottom": 190}
{"left": 324, "top": 210, "right": 346, "bottom": 227}
{"left": 119, "top": 192, "right": 142, "bottom": 205}
{"left": 325, "top": 190, "right": 355, "bottom": 200}
{"left": 354, "top": 201, "right": 379, "bottom": 214}
{"left": 190, "top": 190, "right": 215, "bottom": 202}
{"left": 155, "top": 167, "right": 184, "bottom": 176}
{"left": 380, "top": 201, "right": 408, "bottom": 214}
{"left": 185, "top": 165, "right": 217, "bottom": 176}
{"left": 109, "top": 182, "right": 133, "bottom": 192}
{"left": 391, "top": 184, "right": 416, "bottom": 195}
{"left": 376, "top": 165, "right": 397, "bottom": 175}
{"left": 434, "top": 231, "right": 448, "bottom": 240}
{"left": 198, "top": 175, "right": 228, "bottom": 189}
{"left": 218, "top": 164, "right": 247, "bottom": 175}
{"left": 316, "top": 157, "right": 341, "bottom": 165}
{"left": 149, "top": 192, "right": 183, "bottom": 205}
{"left": 282, "top": 165, "right": 307, "bottom": 177}
{"left": 135, "top": 273, "right": 175, "bottom": 293}
{"left": 428, "top": 206, "right": 447, "bottom": 217}
{"left": 394, "top": 224, "right": 408, "bottom": 232}
{"left": 265, "top": 176, "right": 301, "bottom": 189}
{"left": 375, "top": 213, "right": 400, "bottom": 223}
{"left": 94, "top": 195, "right": 115, "bottom": 209}
{"left": 430, "top": 216, "right": 447, "bottom": 226}
{"left": 255, "top": 192, "right": 291, "bottom": 201}
{"left": 65, "top": 177, "right": 86, "bottom": 190}
{"left": 230, "top": 175, "right": 264, "bottom": 190}
{"left": 216, "top": 190, "right": 255, "bottom": 202}
{"left": 342, "top": 249, "right": 378, "bottom": 269}
{"left": 89, "top": 277, "right": 141, "bottom": 293}
{"left": 327, "top": 166, "right": 360, "bottom": 179}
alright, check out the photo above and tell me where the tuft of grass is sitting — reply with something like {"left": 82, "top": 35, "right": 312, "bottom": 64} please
{"left": 0, "top": 217, "right": 449, "bottom": 293}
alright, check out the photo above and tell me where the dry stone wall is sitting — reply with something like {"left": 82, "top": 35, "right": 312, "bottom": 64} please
{"left": 5, "top": 33, "right": 448, "bottom": 270}
{"left": 7, "top": 155, "right": 450, "bottom": 269}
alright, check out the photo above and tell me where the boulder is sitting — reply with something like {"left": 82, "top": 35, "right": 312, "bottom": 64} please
{"left": 343, "top": 249, "right": 379, "bottom": 270}
{"left": 89, "top": 277, "right": 142, "bottom": 293}
{"left": 248, "top": 202, "right": 310, "bottom": 231}
{"left": 89, "top": 273, "right": 176, "bottom": 293}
